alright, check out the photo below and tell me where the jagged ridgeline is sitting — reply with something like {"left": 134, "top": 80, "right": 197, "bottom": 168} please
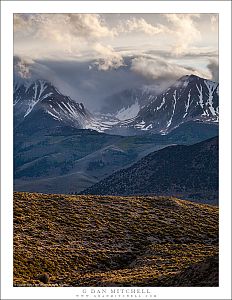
{"left": 14, "top": 74, "right": 218, "bottom": 135}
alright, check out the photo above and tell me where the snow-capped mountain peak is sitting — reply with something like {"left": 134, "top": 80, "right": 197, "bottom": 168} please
{"left": 13, "top": 79, "right": 93, "bottom": 130}
{"left": 118, "top": 74, "right": 219, "bottom": 134}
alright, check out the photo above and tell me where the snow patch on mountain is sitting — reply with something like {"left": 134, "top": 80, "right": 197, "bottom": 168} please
{"left": 115, "top": 101, "right": 140, "bottom": 121}
{"left": 14, "top": 75, "right": 219, "bottom": 135}
{"left": 156, "top": 97, "right": 165, "bottom": 111}
{"left": 204, "top": 80, "right": 217, "bottom": 117}
{"left": 167, "top": 90, "right": 177, "bottom": 129}
{"left": 47, "top": 110, "right": 62, "bottom": 121}
{"left": 196, "top": 84, "right": 204, "bottom": 110}
{"left": 24, "top": 81, "right": 53, "bottom": 117}
{"left": 183, "top": 90, "right": 191, "bottom": 119}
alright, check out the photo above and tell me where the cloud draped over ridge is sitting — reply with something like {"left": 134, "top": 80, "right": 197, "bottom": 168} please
{"left": 13, "top": 53, "right": 217, "bottom": 113}
{"left": 130, "top": 56, "right": 210, "bottom": 82}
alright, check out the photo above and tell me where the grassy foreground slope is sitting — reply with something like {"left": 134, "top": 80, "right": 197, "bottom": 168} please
{"left": 14, "top": 192, "right": 218, "bottom": 287}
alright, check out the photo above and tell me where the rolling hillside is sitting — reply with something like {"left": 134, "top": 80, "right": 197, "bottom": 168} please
{"left": 14, "top": 122, "right": 218, "bottom": 194}
{"left": 83, "top": 137, "right": 218, "bottom": 204}
{"left": 14, "top": 192, "right": 218, "bottom": 287}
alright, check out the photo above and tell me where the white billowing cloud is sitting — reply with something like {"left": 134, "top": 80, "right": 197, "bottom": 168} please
{"left": 210, "top": 15, "right": 218, "bottom": 32}
{"left": 14, "top": 14, "right": 114, "bottom": 41}
{"left": 118, "top": 17, "right": 165, "bottom": 35}
{"left": 93, "top": 43, "right": 124, "bottom": 70}
{"left": 14, "top": 14, "right": 124, "bottom": 71}
{"left": 14, "top": 14, "right": 28, "bottom": 32}
{"left": 14, "top": 14, "right": 117, "bottom": 60}
{"left": 131, "top": 56, "right": 210, "bottom": 82}
{"left": 14, "top": 13, "right": 202, "bottom": 64}
{"left": 67, "top": 14, "right": 116, "bottom": 39}
{"left": 163, "top": 14, "right": 201, "bottom": 55}
{"left": 13, "top": 56, "right": 33, "bottom": 79}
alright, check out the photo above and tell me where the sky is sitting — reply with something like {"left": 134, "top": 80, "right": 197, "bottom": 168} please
{"left": 13, "top": 13, "right": 218, "bottom": 111}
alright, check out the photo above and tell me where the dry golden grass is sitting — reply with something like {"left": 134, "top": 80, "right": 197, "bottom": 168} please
{"left": 14, "top": 192, "right": 218, "bottom": 287}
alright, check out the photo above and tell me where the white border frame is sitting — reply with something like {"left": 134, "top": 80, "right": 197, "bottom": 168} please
{"left": 1, "top": 1, "right": 231, "bottom": 299}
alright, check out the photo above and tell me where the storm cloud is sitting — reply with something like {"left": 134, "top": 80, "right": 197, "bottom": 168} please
{"left": 13, "top": 56, "right": 156, "bottom": 110}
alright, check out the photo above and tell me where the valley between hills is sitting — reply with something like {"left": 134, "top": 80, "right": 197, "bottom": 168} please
{"left": 14, "top": 192, "right": 218, "bottom": 287}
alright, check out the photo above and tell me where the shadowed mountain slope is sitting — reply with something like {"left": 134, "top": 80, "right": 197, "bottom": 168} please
{"left": 82, "top": 137, "right": 218, "bottom": 204}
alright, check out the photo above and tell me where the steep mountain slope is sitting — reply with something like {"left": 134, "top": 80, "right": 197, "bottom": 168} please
{"left": 14, "top": 192, "right": 218, "bottom": 287}
{"left": 109, "top": 75, "right": 219, "bottom": 135}
{"left": 82, "top": 136, "right": 219, "bottom": 204}
{"left": 14, "top": 79, "right": 93, "bottom": 130}
{"left": 13, "top": 79, "right": 119, "bottom": 134}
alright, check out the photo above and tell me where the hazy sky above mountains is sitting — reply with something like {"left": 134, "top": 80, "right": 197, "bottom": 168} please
{"left": 14, "top": 13, "right": 218, "bottom": 111}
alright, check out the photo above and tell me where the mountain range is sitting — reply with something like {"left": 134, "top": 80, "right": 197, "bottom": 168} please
{"left": 14, "top": 74, "right": 218, "bottom": 136}
{"left": 13, "top": 74, "right": 219, "bottom": 200}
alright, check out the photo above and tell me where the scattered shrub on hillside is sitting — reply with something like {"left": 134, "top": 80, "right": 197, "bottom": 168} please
{"left": 38, "top": 273, "right": 49, "bottom": 284}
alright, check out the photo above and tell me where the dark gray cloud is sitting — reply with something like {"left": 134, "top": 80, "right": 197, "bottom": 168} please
{"left": 14, "top": 56, "right": 158, "bottom": 111}
{"left": 207, "top": 59, "right": 219, "bottom": 82}
{"left": 14, "top": 54, "right": 216, "bottom": 113}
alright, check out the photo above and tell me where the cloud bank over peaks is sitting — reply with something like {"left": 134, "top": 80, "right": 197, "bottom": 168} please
{"left": 13, "top": 14, "right": 218, "bottom": 111}
{"left": 130, "top": 56, "right": 210, "bottom": 83}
